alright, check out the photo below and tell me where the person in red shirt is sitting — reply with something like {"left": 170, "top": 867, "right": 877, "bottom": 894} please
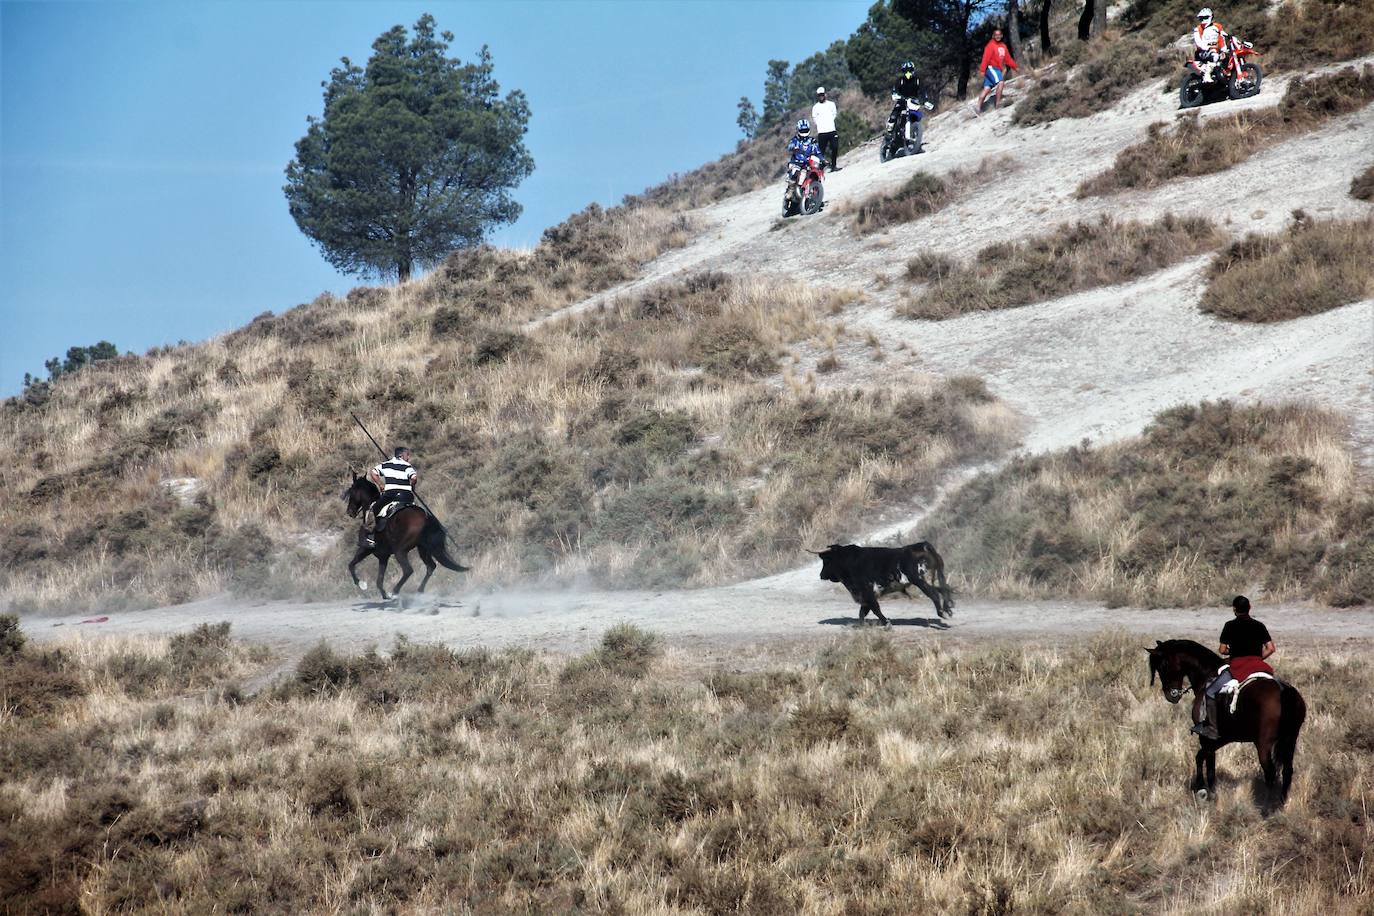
{"left": 974, "top": 28, "right": 1018, "bottom": 115}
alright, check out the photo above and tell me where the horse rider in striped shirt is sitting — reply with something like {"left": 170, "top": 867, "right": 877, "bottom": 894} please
{"left": 363, "top": 446, "right": 420, "bottom": 546}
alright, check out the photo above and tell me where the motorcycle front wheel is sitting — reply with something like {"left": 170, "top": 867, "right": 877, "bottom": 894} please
{"left": 1228, "top": 61, "right": 1262, "bottom": 100}
{"left": 802, "top": 183, "right": 824, "bottom": 216}
{"left": 880, "top": 138, "right": 893, "bottom": 163}
{"left": 905, "top": 122, "right": 924, "bottom": 156}
{"left": 1179, "top": 71, "right": 1206, "bottom": 109}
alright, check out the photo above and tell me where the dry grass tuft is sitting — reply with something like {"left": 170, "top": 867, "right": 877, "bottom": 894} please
{"left": 1351, "top": 163, "right": 1374, "bottom": 201}
{"left": 929, "top": 401, "right": 1372, "bottom": 607}
{"left": 900, "top": 214, "right": 1223, "bottom": 319}
{"left": 1078, "top": 65, "right": 1374, "bottom": 197}
{"left": 1201, "top": 216, "right": 1374, "bottom": 321}
{"left": 2, "top": 621, "right": 1370, "bottom": 912}
{"left": 849, "top": 156, "right": 1013, "bottom": 236}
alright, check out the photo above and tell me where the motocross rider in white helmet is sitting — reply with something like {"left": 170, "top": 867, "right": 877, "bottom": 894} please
{"left": 1194, "top": 8, "right": 1226, "bottom": 83}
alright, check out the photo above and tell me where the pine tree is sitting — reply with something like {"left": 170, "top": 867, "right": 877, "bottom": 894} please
{"left": 736, "top": 97, "right": 760, "bottom": 138}
{"left": 284, "top": 15, "right": 533, "bottom": 282}
{"left": 760, "top": 60, "right": 793, "bottom": 127}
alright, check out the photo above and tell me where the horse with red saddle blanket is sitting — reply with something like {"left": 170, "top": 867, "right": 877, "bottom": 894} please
{"left": 1143, "top": 620, "right": 1302, "bottom": 813}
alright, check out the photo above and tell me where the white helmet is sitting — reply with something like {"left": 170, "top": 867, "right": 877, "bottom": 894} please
{"left": 816, "top": 86, "right": 826, "bottom": 96}
{"left": 1197, "top": 7, "right": 1213, "bottom": 25}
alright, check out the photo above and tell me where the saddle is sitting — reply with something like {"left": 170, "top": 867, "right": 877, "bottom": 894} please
{"left": 1219, "top": 672, "right": 1277, "bottom": 715}
{"left": 377, "top": 500, "right": 412, "bottom": 521}
{"left": 376, "top": 497, "right": 423, "bottom": 527}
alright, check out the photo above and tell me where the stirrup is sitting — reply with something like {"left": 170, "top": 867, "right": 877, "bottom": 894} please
{"left": 1191, "top": 721, "right": 1218, "bottom": 739}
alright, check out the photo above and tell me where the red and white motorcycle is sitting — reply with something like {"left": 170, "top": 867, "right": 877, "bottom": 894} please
{"left": 782, "top": 153, "right": 826, "bottom": 217}
{"left": 1180, "top": 33, "right": 1261, "bottom": 108}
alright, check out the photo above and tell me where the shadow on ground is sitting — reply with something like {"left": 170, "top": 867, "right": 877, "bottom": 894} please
{"left": 817, "top": 616, "right": 951, "bottom": 629}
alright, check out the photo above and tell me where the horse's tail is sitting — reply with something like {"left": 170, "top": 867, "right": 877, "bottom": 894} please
{"left": 1276, "top": 683, "right": 1306, "bottom": 772}
{"left": 421, "top": 517, "right": 470, "bottom": 572}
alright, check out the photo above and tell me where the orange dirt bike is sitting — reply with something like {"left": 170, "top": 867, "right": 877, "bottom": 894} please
{"left": 1180, "top": 34, "right": 1261, "bottom": 109}
{"left": 782, "top": 152, "right": 826, "bottom": 217}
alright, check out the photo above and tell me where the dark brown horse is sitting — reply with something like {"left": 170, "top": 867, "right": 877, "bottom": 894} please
{"left": 343, "top": 473, "right": 468, "bottom": 600}
{"left": 1146, "top": 639, "right": 1305, "bottom": 806}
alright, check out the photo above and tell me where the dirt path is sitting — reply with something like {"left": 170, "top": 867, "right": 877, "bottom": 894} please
{"left": 26, "top": 587, "right": 1374, "bottom": 663}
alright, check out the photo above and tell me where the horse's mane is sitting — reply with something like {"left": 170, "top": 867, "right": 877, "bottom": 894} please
{"left": 1157, "top": 638, "right": 1223, "bottom": 669}
{"left": 353, "top": 477, "right": 379, "bottom": 498}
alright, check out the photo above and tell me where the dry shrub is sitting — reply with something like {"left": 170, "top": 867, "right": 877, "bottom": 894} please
{"left": 1201, "top": 216, "right": 1374, "bottom": 321}
{"left": 1351, "top": 163, "right": 1374, "bottom": 201}
{"left": 1079, "top": 65, "right": 1374, "bottom": 197}
{"left": 850, "top": 156, "right": 1013, "bottom": 236}
{"left": 560, "top": 623, "right": 662, "bottom": 684}
{"left": 1255, "top": 0, "right": 1374, "bottom": 71}
{"left": 852, "top": 171, "right": 954, "bottom": 235}
{"left": 900, "top": 214, "right": 1223, "bottom": 319}
{"left": 2, "top": 618, "right": 1370, "bottom": 913}
{"left": 929, "top": 401, "right": 1370, "bottom": 606}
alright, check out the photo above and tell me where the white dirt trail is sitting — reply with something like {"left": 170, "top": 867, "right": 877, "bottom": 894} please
{"left": 27, "top": 589, "right": 1374, "bottom": 662}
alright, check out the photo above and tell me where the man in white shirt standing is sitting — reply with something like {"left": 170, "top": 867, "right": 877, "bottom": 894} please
{"left": 811, "top": 87, "right": 841, "bottom": 172}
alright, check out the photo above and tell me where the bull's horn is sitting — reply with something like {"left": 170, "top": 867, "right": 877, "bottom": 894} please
{"left": 804, "top": 549, "right": 823, "bottom": 554}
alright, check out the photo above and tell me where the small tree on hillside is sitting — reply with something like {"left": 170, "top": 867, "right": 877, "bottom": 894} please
{"left": 736, "top": 97, "right": 760, "bottom": 138}
{"left": 284, "top": 14, "right": 533, "bottom": 282}
{"left": 760, "top": 60, "right": 793, "bottom": 127}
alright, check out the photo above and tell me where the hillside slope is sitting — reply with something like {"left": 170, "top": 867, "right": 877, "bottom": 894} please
{"left": 546, "top": 58, "right": 1374, "bottom": 463}
{"left": 5, "top": 53, "right": 1371, "bottom": 620}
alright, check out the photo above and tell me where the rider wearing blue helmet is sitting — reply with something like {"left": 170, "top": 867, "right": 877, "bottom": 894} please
{"left": 787, "top": 118, "right": 823, "bottom": 166}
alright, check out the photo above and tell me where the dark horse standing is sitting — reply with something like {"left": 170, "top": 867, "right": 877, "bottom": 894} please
{"left": 1146, "top": 639, "right": 1306, "bottom": 806}
{"left": 343, "top": 473, "right": 468, "bottom": 600}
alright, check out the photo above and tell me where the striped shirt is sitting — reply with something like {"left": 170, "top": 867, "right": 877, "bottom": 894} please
{"left": 373, "top": 459, "right": 417, "bottom": 492}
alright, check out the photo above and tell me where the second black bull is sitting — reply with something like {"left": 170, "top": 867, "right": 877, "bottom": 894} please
{"left": 814, "top": 542, "right": 954, "bottom": 625}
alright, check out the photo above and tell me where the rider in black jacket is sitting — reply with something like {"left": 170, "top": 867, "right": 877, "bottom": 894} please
{"left": 888, "top": 61, "right": 923, "bottom": 128}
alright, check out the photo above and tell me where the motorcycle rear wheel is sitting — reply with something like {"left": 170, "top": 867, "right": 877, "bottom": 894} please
{"left": 1228, "top": 61, "right": 1262, "bottom": 100}
{"left": 1179, "top": 71, "right": 1206, "bottom": 109}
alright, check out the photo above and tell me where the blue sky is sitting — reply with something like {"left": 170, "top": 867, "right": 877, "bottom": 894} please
{"left": 1, "top": 0, "right": 873, "bottom": 393}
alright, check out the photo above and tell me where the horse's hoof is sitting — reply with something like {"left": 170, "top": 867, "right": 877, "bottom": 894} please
{"left": 357, "top": 581, "right": 368, "bottom": 592}
{"left": 1194, "top": 788, "right": 1209, "bottom": 802}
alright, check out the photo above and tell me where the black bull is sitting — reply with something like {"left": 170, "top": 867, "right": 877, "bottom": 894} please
{"left": 815, "top": 542, "right": 954, "bottom": 625}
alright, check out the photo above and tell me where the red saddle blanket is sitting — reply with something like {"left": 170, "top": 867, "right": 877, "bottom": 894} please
{"left": 1227, "top": 656, "right": 1273, "bottom": 681}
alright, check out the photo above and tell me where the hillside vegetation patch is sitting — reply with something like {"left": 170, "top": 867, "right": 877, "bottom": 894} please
{"left": 900, "top": 214, "right": 1223, "bottom": 319}
{"left": 929, "top": 401, "right": 1372, "bottom": 607}
{"left": 1201, "top": 216, "right": 1374, "bottom": 321}
{"left": 849, "top": 156, "right": 1011, "bottom": 236}
{"left": 1016, "top": 0, "right": 1374, "bottom": 128}
{"left": 1013, "top": 36, "right": 1177, "bottom": 127}
{"left": 1078, "top": 65, "right": 1374, "bottom": 197}
{"left": 1351, "top": 163, "right": 1374, "bottom": 201}
{"left": 3, "top": 622, "right": 1370, "bottom": 912}
{"left": 1, "top": 263, "right": 1017, "bottom": 609}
